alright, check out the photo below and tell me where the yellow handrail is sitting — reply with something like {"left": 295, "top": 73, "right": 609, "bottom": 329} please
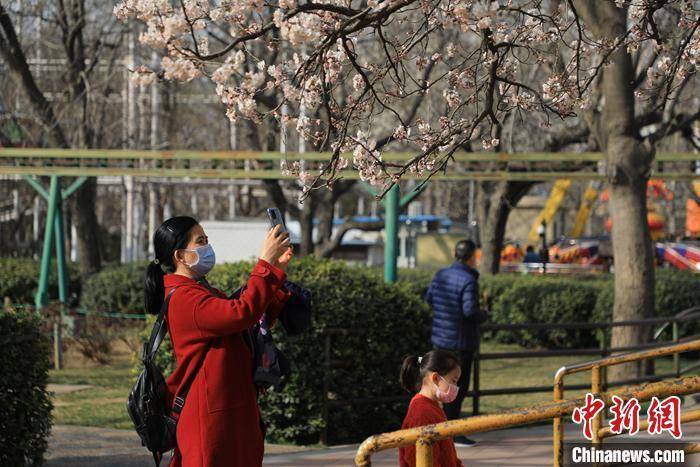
{"left": 553, "top": 339, "right": 700, "bottom": 466}
{"left": 355, "top": 374, "right": 700, "bottom": 466}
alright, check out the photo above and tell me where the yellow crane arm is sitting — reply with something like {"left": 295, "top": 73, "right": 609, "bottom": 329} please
{"left": 570, "top": 181, "right": 601, "bottom": 238}
{"left": 528, "top": 179, "right": 572, "bottom": 244}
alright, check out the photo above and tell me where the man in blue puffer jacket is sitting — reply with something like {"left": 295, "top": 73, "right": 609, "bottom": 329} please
{"left": 425, "top": 239, "right": 489, "bottom": 446}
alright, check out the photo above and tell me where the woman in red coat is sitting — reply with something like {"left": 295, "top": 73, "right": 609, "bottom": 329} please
{"left": 144, "top": 216, "right": 293, "bottom": 466}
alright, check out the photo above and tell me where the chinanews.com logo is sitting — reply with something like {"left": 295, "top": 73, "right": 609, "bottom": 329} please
{"left": 565, "top": 393, "right": 691, "bottom": 466}
{"left": 565, "top": 444, "right": 686, "bottom": 466}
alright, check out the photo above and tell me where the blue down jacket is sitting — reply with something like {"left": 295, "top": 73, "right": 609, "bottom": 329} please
{"left": 425, "top": 261, "right": 488, "bottom": 351}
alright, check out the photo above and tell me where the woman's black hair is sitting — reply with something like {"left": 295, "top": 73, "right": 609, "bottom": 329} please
{"left": 399, "top": 349, "right": 460, "bottom": 393}
{"left": 144, "top": 216, "right": 199, "bottom": 315}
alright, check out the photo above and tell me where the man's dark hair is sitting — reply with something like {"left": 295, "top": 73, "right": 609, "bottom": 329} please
{"left": 526, "top": 245, "right": 534, "bottom": 253}
{"left": 454, "top": 239, "right": 476, "bottom": 261}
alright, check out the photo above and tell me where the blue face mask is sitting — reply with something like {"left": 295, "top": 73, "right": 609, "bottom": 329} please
{"left": 184, "top": 244, "right": 216, "bottom": 276}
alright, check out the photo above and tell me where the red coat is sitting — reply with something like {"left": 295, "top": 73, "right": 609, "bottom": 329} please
{"left": 399, "top": 394, "right": 463, "bottom": 467}
{"left": 164, "top": 259, "right": 291, "bottom": 467}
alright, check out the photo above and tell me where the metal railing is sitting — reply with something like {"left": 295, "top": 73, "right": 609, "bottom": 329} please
{"left": 355, "top": 341, "right": 700, "bottom": 467}
{"left": 471, "top": 310, "right": 700, "bottom": 415}
{"left": 553, "top": 338, "right": 700, "bottom": 466}
{"left": 320, "top": 310, "right": 700, "bottom": 444}
{"left": 1, "top": 148, "right": 699, "bottom": 180}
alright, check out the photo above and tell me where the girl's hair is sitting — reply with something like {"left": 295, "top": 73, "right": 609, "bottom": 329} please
{"left": 144, "top": 216, "right": 199, "bottom": 315}
{"left": 399, "top": 349, "right": 460, "bottom": 393}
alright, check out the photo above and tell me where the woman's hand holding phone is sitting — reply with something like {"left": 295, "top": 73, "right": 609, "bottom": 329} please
{"left": 259, "top": 224, "right": 293, "bottom": 270}
{"left": 274, "top": 246, "right": 293, "bottom": 272}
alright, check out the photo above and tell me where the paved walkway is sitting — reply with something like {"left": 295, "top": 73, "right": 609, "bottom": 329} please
{"left": 46, "top": 425, "right": 305, "bottom": 466}
{"left": 46, "top": 422, "right": 700, "bottom": 466}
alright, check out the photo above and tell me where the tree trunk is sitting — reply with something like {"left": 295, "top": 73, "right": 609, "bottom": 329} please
{"left": 298, "top": 198, "right": 315, "bottom": 256}
{"left": 477, "top": 181, "right": 534, "bottom": 274}
{"left": 574, "top": 0, "right": 655, "bottom": 382}
{"left": 314, "top": 191, "right": 335, "bottom": 251}
{"left": 71, "top": 178, "right": 102, "bottom": 276}
{"left": 477, "top": 182, "right": 508, "bottom": 274}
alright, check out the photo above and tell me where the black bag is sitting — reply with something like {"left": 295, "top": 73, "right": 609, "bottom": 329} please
{"left": 231, "top": 280, "right": 311, "bottom": 389}
{"left": 251, "top": 314, "right": 291, "bottom": 388}
{"left": 277, "top": 279, "right": 312, "bottom": 336}
{"left": 127, "top": 288, "right": 208, "bottom": 466}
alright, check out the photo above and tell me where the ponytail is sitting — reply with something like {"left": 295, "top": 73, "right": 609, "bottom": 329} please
{"left": 399, "top": 350, "right": 460, "bottom": 393}
{"left": 400, "top": 355, "right": 422, "bottom": 393}
{"left": 144, "top": 216, "right": 199, "bottom": 315}
{"left": 145, "top": 261, "right": 165, "bottom": 315}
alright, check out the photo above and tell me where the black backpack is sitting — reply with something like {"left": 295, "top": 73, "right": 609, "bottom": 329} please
{"left": 127, "top": 288, "right": 208, "bottom": 466}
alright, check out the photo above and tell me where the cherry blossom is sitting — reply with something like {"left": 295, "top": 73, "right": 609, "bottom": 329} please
{"left": 113, "top": 0, "right": 700, "bottom": 193}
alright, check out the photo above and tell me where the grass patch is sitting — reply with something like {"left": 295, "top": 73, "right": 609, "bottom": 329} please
{"left": 48, "top": 342, "right": 699, "bottom": 431}
{"left": 49, "top": 361, "right": 135, "bottom": 429}
{"left": 469, "top": 341, "right": 699, "bottom": 415}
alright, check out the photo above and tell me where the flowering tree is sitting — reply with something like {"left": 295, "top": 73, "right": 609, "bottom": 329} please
{"left": 116, "top": 0, "right": 699, "bottom": 380}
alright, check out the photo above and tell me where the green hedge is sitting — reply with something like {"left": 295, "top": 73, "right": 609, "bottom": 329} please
{"left": 79, "top": 261, "right": 149, "bottom": 314}
{"left": 0, "top": 258, "right": 81, "bottom": 305}
{"left": 592, "top": 268, "right": 700, "bottom": 336}
{"left": 485, "top": 276, "right": 604, "bottom": 348}
{"left": 400, "top": 267, "right": 700, "bottom": 349}
{"left": 0, "top": 309, "right": 53, "bottom": 466}
{"left": 119, "top": 258, "right": 432, "bottom": 444}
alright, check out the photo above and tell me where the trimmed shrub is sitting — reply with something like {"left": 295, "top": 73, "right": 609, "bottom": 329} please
{"left": 0, "top": 258, "right": 81, "bottom": 305}
{"left": 0, "top": 309, "right": 53, "bottom": 466}
{"left": 131, "top": 257, "right": 431, "bottom": 445}
{"left": 395, "top": 267, "right": 437, "bottom": 297}
{"left": 488, "top": 276, "right": 604, "bottom": 348}
{"left": 79, "top": 261, "right": 149, "bottom": 314}
{"left": 593, "top": 268, "right": 700, "bottom": 336}
{"left": 77, "top": 262, "right": 150, "bottom": 364}
{"left": 403, "top": 268, "right": 699, "bottom": 348}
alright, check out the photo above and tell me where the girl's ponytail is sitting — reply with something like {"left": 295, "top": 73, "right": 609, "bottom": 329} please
{"left": 400, "top": 355, "right": 422, "bottom": 393}
{"left": 145, "top": 260, "right": 165, "bottom": 315}
{"left": 144, "top": 216, "right": 199, "bottom": 315}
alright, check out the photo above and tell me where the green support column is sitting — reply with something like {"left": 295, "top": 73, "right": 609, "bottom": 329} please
{"left": 27, "top": 174, "right": 84, "bottom": 308}
{"left": 383, "top": 184, "right": 400, "bottom": 284}
{"left": 361, "top": 181, "right": 430, "bottom": 284}
{"left": 36, "top": 176, "right": 60, "bottom": 307}
{"left": 54, "top": 195, "right": 68, "bottom": 303}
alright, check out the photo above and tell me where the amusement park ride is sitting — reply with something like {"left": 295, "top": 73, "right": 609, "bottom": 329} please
{"left": 500, "top": 179, "right": 700, "bottom": 273}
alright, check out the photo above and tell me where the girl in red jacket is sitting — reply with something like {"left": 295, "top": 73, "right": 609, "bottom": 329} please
{"left": 144, "top": 216, "right": 293, "bottom": 466}
{"left": 398, "top": 350, "right": 464, "bottom": 467}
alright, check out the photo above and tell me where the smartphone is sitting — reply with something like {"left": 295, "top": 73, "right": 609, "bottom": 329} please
{"left": 266, "top": 208, "right": 287, "bottom": 234}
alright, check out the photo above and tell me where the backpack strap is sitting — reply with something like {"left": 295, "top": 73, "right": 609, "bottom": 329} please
{"left": 169, "top": 346, "right": 209, "bottom": 421}
{"left": 143, "top": 287, "right": 178, "bottom": 362}
{"left": 162, "top": 284, "right": 210, "bottom": 422}
{"left": 142, "top": 286, "right": 210, "bottom": 422}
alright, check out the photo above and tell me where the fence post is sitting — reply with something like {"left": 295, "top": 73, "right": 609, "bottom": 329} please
{"left": 599, "top": 327, "right": 608, "bottom": 392}
{"left": 673, "top": 322, "right": 680, "bottom": 378}
{"left": 53, "top": 315, "right": 62, "bottom": 370}
{"left": 472, "top": 337, "right": 481, "bottom": 416}
{"left": 321, "top": 332, "right": 331, "bottom": 445}
{"left": 553, "top": 378, "right": 564, "bottom": 467}
{"left": 591, "top": 365, "right": 602, "bottom": 445}
{"left": 415, "top": 438, "right": 434, "bottom": 467}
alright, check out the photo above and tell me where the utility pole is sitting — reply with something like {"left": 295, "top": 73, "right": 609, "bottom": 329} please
{"left": 229, "top": 119, "right": 237, "bottom": 219}
{"left": 123, "top": 29, "right": 137, "bottom": 263}
{"left": 148, "top": 51, "right": 160, "bottom": 255}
